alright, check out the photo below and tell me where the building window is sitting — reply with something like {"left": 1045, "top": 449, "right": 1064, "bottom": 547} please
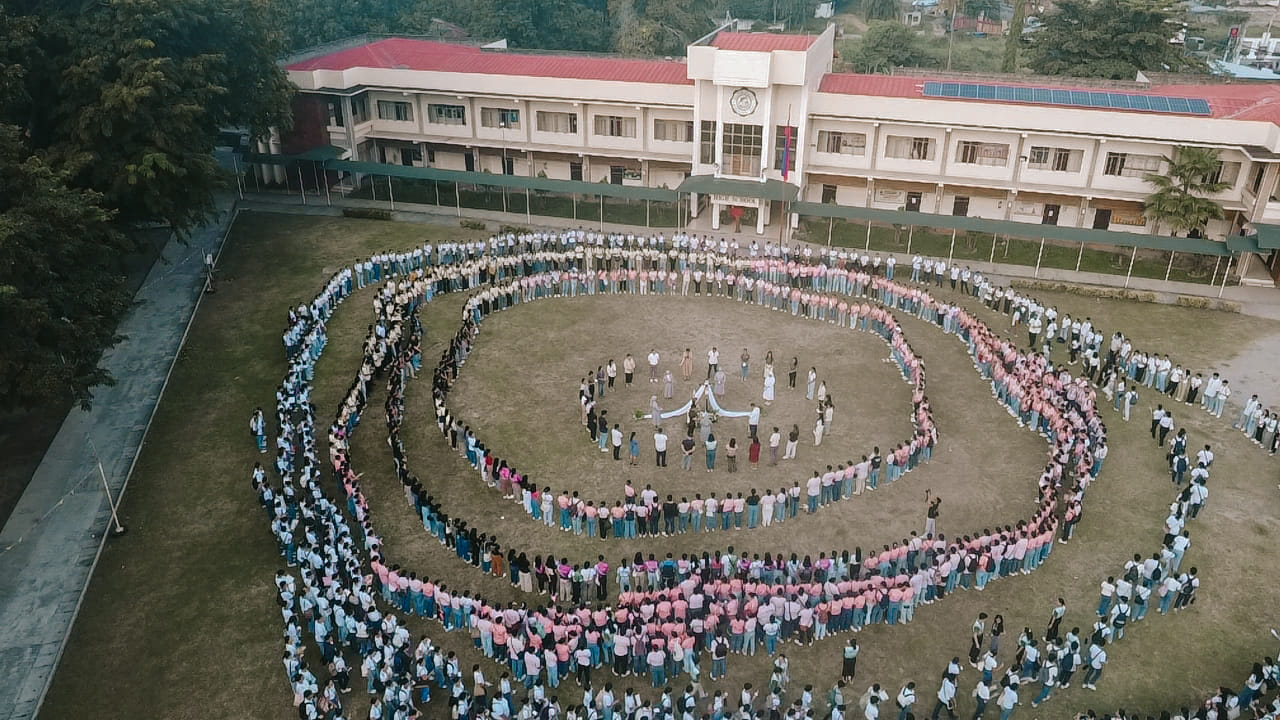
{"left": 427, "top": 104, "right": 466, "bottom": 125}
{"left": 594, "top": 115, "right": 636, "bottom": 138}
{"left": 1027, "top": 146, "right": 1083, "bottom": 172}
{"left": 570, "top": 161, "right": 583, "bottom": 181}
{"left": 722, "top": 123, "right": 763, "bottom": 176}
{"left": 1103, "top": 152, "right": 1161, "bottom": 178}
{"left": 377, "top": 100, "right": 414, "bottom": 122}
{"left": 952, "top": 196, "right": 970, "bottom": 216}
{"left": 400, "top": 147, "right": 422, "bottom": 166}
{"left": 1203, "top": 160, "right": 1241, "bottom": 185}
{"left": 773, "top": 125, "right": 798, "bottom": 172}
{"left": 885, "top": 135, "right": 935, "bottom": 161}
{"left": 817, "top": 131, "right": 866, "bottom": 156}
{"left": 956, "top": 140, "right": 1009, "bottom": 166}
{"left": 327, "top": 100, "right": 345, "bottom": 128}
{"left": 653, "top": 119, "right": 693, "bottom": 143}
{"left": 821, "top": 184, "right": 837, "bottom": 203}
{"left": 481, "top": 108, "right": 520, "bottom": 129}
{"left": 536, "top": 111, "right": 578, "bottom": 134}
{"left": 700, "top": 121, "right": 716, "bottom": 164}
{"left": 351, "top": 95, "right": 368, "bottom": 124}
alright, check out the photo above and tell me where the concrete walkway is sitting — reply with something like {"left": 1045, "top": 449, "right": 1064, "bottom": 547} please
{"left": 0, "top": 195, "right": 237, "bottom": 720}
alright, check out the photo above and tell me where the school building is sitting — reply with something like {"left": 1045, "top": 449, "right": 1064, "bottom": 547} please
{"left": 277, "top": 25, "right": 1280, "bottom": 280}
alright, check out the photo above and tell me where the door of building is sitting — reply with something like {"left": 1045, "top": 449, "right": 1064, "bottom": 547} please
{"left": 906, "top": 192, "right": 922, "bottom": 212}
{"left": 1092, "top": 208, "right": 1112, "bottom": 229}
{"left": 464, "top": 151, "right": 475, "bottom": 172}
{"left": 1042, "top": 203, "right": 1060, "bottom": 225}
{"left": 610, "top": 166, "right": 625, "bottom": 185}
{"left": 952, "top": 196, "right": 970, "bottom": 216}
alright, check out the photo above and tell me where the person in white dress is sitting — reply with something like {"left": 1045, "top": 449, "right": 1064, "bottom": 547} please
{"left": 763, "top": 369, "right": 776, "bottom": 405}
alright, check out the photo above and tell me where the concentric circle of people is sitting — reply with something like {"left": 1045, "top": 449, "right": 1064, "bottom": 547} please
{"left": 253, "top": 231, "right": 1142, "bottom": 720}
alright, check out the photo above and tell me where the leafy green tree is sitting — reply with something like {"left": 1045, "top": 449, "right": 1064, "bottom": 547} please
{"left": 0, "top": 125, "right": 134, "bottom": 410}
{"left": 0, "top": 0, "right": 294, "bottom": 407}
{"left": 1002, "top": 0, "right": 1024, "bottom": 72}
{"left": 9, "top": 0, "right": 294, "bottom": 236}
{"left": 963, "top": 0, "right": 1000, "bottom": 20}
{"left": 848, "top": 21, "right": 926, "bottom": 71}
{"left": 1026, "top": 0, "right": 1205, "bottom": 79}
{"left": 1142, "top": 146, "right": 1228, "bottom": 237}
{"left": 862, "top": 0, "right": 900, "bottom": 21}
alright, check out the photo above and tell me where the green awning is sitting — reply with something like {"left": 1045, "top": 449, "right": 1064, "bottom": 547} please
{"left": 1226, "top": 232, "right": 1264, "bottom": 253}
{"left": 241, "top": 145, "right": 344, "bottom": 165}
{"left": 324, "top": 159, "right": 678, "bottom": 202}
{"left": 1252, "top": 223, "right": 1280, "bottom": 250}
{"left": 792, "top": 201, "right": 1232, "bottom": 257}
{"left": 677, "top": 175, "right": 800, "bottom": 203}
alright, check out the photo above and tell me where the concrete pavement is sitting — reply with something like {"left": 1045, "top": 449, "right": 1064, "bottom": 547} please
{"left": 0, "top": 195, "right": 237, "bottom": 720}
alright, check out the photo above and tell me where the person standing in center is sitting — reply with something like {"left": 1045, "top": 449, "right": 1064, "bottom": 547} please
{"left": 680, "top": 349, "right": 693, "bottom": 382}
{"left": 707, "top": 346, "right": 720, "bottom": 380}
{"left": 705, "top": 434, "right": 718, "bottom": 472}
{"left": 648, "top": 349, "right": 661, "bottom": 383}
{"left": 807, "top": 367, "right": 818, "bottom": 400}
{"left": 740, "top": 348, "right": 751, "bottom": 382}
{"left": 654, "top": 427, "right": 668, "bottom": 467}
{"left": 788, "top": 357, "right": 799, "bottom": 389}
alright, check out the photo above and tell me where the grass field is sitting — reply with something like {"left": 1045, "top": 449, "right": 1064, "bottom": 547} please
{"left": 41, "top": 211, "right": 1280, "bottom": 720}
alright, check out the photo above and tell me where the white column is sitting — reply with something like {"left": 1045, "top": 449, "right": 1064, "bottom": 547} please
{"left": 759, "top": 88, "right": 775, "bottom": 179}
{"left": 714, "top": 85, "right": 725, "bottom": 176}
{"left": 712, "top": 201, "right": 721, "bottom": 230}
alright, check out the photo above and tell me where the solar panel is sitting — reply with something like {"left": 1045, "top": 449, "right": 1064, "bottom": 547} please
{"left": 916, "top": 80, "right": 1211, "bottom": 116}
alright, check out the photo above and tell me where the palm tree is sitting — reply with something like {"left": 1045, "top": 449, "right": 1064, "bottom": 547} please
{"left": 1142, "top": 146, "right": 1229, "bottom": 238}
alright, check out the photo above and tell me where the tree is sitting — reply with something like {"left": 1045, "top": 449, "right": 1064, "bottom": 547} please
{"left": 1142, "top": 146, "right": 1228, "bottom": 237}
{"left": 862, "top": 0, "right": 900, "bottom": 22}
{"left": 963, "top": 0, "right": 1000, "bottom": 20}
{"left": 0, "top": 125, "right": 134, "bottom": 410}
{"left": 1026, "top": 0, "right": 1205, "bottom": 79}
{"left": 848, "top": 21, "right": 926, "bottom": 72}
{"left": 0, "top": 0, "right": 294, "bottom": 408}
{"left": 8, "top": 0, "right": 294, "bottom": 236}
{"left": 1002, "top": 0, "right": 1024, "bottom": 72}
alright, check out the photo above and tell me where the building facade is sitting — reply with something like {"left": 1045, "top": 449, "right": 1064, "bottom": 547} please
{"left": 283, "top": 27, "right": 1280, "bottom": 249}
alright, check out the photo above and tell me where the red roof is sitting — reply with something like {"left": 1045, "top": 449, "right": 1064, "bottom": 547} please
{"left": 817, "top": 72, "right": 1280, "bottom": 125}
{"left": 288, "top": 38, "right": 692, "bottom": 85}
{"left": 710, "top": 32, "right": 818, "bottom": 52}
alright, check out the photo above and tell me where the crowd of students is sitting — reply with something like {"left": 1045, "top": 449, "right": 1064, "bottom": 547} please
{"left": 255, "top": 230, "right": 1271, "bottom": 720}
{"left": 418, "top": 250, "right": 939, "bottom": 543}
{"left": 339, "top": 239, "right": 1101, "bottom": 715}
